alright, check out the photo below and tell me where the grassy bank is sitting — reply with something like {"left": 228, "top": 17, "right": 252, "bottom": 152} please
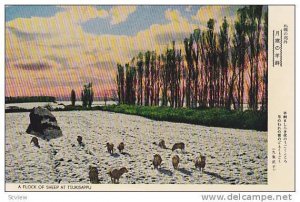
{"left": 100, "top": 104, "right": 267, "bottom": 131}
{"left": 5, "top": 104, "right": 267, "bottom": 131}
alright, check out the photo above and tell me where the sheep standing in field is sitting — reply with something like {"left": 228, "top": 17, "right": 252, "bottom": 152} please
{"left": 30, "top": 137, "right": 40, "bottom": 148}
{"left": 172, "top": 155, "right": 180, "bottom": 170}
{"left": 172, "top": 142, "right": 185, "bottom": 152}
{"left": 117, "top": 142, "right": 125, "bottom": 153}
{"left": 153, "top": 154, "right": 163, "bottom": 169}
{"left": 194, "top": 155, "right": 206, "bottom": 172}
{"left": 88, "top": 166, "right": 99, "bottom": 184}
{"left": 107, "top": 167, "right": 128, "bottom": 184}
{"left": 158, "top": 139, "right": 167, "bottom": 149}
{"left": 106, "top": 143, "right": 114, "bottom": 154}
{"left": 77, "top": 136, "right": 83, "bottom": 145}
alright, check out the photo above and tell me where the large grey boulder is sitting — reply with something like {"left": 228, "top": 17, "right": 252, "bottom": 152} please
{"left": 26, "top": 107, "right": 62, "bottom": 139}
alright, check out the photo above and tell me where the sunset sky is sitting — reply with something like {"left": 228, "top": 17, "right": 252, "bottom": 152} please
{"left": 6, "top": 5, "right": 241, "bottom": 99}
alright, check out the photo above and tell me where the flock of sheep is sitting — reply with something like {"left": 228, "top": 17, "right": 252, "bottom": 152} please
{"left": 30, "top": 136, "right": 206, "bottom": 184}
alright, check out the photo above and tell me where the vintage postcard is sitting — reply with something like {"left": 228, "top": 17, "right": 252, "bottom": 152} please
{"left": 4, "top": 5, "right": 295, "bottom": 191}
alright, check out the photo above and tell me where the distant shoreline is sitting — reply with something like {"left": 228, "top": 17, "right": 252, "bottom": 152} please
{"left": 5, "top": 104, "right": 267, "bottom": 132}
{"left": 5, "top": 96, "right": 56, "bottom": 104}
{"left": 5, "top": 97, "right": 115, "bottom": 104}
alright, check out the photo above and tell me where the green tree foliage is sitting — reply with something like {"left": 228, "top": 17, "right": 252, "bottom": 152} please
{"left": 81, "top": 82, "right": 94, "bottom": 108}
{"left": 245, "top": 6, "right": 263, "bottom": 111}
{"left": 116, "top": 64, "right": 125, "bottom": 104}
{"left": 137, "top": 52, "right": 144, "bottom": 105}
{"left": 218, "top": 17, "right": 229, "bottom": 108}
{"left": 234, "top": 8, "right": 247, "bottom": 110}
{"left": 262, "top": 11, "right": 268, "bottom": 112}
{"left": 150, "top": 51, "right": 156, "bottom": 106}
{"left": 144, "top": 51, "right": 151, "bottom": 106}
{"left": 206, "top": 19, "right": 218, "bottom": 108}
{"left": 71, "top": 89, "right": 76, "bottom": 106}
{"left": 183, "top": 35, "right": 194, "bottom": 108}
{"left": 125, "top": 63, "right": 137, "bottom": 105}
{"left": 192, "top": 28, "right": 201, "bottom": 108}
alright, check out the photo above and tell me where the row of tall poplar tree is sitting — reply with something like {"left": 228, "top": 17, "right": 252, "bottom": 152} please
{"left": 116, "top": 6, "right": 268, "bottom": 111}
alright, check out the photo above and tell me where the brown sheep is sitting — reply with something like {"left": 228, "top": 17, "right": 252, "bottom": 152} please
{"left": 117, "top": 142, "right": 125, "bottom": 153}
{"left": 77, "top": 136, "right": 83, "bottom": 145}
{"left": 107, "top": 167, "right": 128, "bottom": 184}
{"left": 153, "top": 154, "right": 162, "bottom": 169}
{"left": 30, "top": 137, "right": 40, "bottom": 148}
{"left": 172, "top": 155, "right": 180, "bottom": 170}
{"left": 88, "top": 166, "right": 99, "bottom": 184}
{"left": 194, "top": 155, "right": 206, "bottom": 172}
{"left": 106, "top": 143, "right": 114, "bottom": 154}
{"left": 172, "top": 142, "right": 185, "bottom": 151}
{"left": 158, "top": 139, "right": 167, "bottom": 149}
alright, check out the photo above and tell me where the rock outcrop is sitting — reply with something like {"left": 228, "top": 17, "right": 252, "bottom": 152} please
{"left": 26, "top": 107, "right": 62, "bottom": 139}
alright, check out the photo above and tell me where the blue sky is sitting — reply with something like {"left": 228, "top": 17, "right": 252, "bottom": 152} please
{"left": 5, "top": 5, "right": 64, "bottom": 21}
{"left": 6, "top": 5, "right": 211, "bottom": 36}
{"left": 82, "top": 5, "right": 200, "bottom": 35}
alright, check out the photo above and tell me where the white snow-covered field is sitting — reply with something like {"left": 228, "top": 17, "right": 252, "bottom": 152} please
{"left": 5, "top": 110, "right": 267, "bottom": 184}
